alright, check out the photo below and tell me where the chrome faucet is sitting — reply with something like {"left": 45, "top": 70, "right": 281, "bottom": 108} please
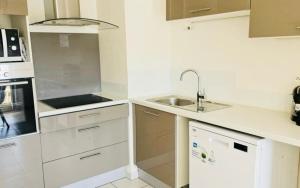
{"left": 180, "top": 69, "right": 205, "bottom": 110}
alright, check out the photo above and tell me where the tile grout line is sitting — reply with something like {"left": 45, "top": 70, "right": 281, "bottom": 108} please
{"left": 99, "top": 178, "right": 153, "bottom": 188}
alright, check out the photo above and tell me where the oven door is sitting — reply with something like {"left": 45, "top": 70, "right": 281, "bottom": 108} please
{"left": 0, "top": 78, "right": 37, "bottom": 139}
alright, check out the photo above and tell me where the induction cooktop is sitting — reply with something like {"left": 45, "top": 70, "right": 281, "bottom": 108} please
{"left": 41, "top": 94, "right": 112, "bottom": 109}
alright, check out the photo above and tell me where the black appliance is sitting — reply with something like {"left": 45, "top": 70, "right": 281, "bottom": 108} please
{"left": 0, "top": 78, "right": 37, "bottom": 139}
{"left": 41, "top": 94, "right": 112, "bottom": 109}
{"left": 292, "top": 86, "right": 300, "bottom": 125}
{"left": 0, "top": 29, "right": 22, "bottom": 63}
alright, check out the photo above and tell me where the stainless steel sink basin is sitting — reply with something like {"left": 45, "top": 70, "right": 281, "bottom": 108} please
{"left": 155, "top": 97, "right": 195, "bottom": 106}
{"left": 149, "top": 96, "right": 230, "bottom": 113}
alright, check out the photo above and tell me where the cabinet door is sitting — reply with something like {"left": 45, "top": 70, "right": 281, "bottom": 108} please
{"left": 0, "top": 0, "right": 28, "bottom": 15}
{"left": 0, "top": 134, "right": 44, "bottom": 188}
{"left": 250, "top": 0, "right": 300, "bottom": 37}
{"left": 167, "top": 0, "right": 184, "bottom": 20}
{"left": 135, "top": 105, "right": 175, "bottom": 188}
{"left": 184, "top": 0, "right": 218, "bottom": 18}
{"left": 218, "top": 0, "right": 250, "bottom": 13}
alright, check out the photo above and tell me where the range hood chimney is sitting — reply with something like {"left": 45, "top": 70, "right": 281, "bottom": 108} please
{"left": 30, "top": 0, "right": 118, "bottom": 29}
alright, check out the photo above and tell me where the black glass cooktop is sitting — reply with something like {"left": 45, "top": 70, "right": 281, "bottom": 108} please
{"left": 41, "top": 94, "right": 112, "bottom": 109}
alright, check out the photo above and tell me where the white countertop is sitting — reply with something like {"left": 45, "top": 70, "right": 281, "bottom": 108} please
{"left": 132, "top": 95, "right": 300, "bottom": 147}
{"left": 38, "top": 91, "right": 128, "bottom": 118}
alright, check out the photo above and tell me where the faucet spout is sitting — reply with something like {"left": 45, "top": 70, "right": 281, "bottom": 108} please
{"left": 179, "top": 69, "right": 205, "bottom": 111}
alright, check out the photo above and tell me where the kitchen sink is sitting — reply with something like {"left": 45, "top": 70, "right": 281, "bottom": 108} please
{"left": 149, "top": 96, "right": 230, "bottom": 112}
{"left": 154, "top": 97, "right": 195, "bottom": 106}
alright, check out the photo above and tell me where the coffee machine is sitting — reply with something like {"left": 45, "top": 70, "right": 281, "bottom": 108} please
{"left": 291, "top": 86, "right": 300, "bottom": 125}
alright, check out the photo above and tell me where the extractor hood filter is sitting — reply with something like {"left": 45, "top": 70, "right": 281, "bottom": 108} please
{"left": 30, "top": 0, "right": 119, "bottom": 29}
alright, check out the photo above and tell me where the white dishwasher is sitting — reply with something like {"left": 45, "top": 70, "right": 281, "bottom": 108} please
{"left": 189, "top": 121, "right": 299, "bottom": 188}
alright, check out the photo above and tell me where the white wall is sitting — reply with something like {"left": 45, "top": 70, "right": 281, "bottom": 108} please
{"left": 124, "top": 0, "right": 172, "bottom": 98}
{"left": 105, "top": 0, "right": 300, "bottom": 112}
{"left": 97, "top": 0, "right": 129, "bottom": 95}
{"left": 170, "top": 16, "right": 300, "bottom": 112}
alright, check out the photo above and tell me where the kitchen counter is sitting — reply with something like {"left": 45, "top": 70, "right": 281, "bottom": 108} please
{"left": 38, "top": 91, "right": 128, "bottom": 118}
{"left": 132, "top": 95, "right": 300, "bottom": 147}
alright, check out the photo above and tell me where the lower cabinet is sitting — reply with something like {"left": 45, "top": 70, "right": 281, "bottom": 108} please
{"left": 135, "top": 105, "right": 176, "bottom": 188}
{"left": 40, "top": 104, "right": 130, "bottom": 188}
{"left": 43, "top": 142, "right": 128, "bottom": 188}
{"left": 0, "top": 134, "right": 44, "bottom": 188}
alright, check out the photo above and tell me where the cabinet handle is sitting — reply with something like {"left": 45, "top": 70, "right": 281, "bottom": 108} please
{"left": 79, "top": 112, "right": 100, "bottom": 119}
{"left": 80, "top": 152, "right": 101, "bottom": 160}
{"left": 143, "top": 110, "right": 160, "bottom": 117}
{"left": 78, "top": 125, "right": 100, "bottom": 132}
{"left": 0, "top": 142, "right": 16, "bottom": 150}
{"left": 296, "top": 27, "right": 300, "bottom": 29}
{"left": 189, "top": 8, "right": 211, "bottom": 14}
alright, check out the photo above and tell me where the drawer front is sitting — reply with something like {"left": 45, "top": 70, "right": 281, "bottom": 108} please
{"left": 40, "top": 104, "right": 129, "bottom": 133}
{"left": 167, "top": 0, "right": 185, "bottom": 20}
{"left": 184, "top": 0, "right": 218, "bottom": 18}
{"left": 44, "top": 142, "right": 128, "bottom": 188}
{"left": 218, "top": 0, "right": 250, "bottom": 13}
{"left": 0, "top": 134, "right": 44, "bottom": 188}
{"left": 41, "top": 118, "right": 128, "bottom": 162}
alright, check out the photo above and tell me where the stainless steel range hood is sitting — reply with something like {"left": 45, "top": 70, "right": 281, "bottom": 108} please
{"left": 30, "top": 0, "right": 118, "bottom": 29}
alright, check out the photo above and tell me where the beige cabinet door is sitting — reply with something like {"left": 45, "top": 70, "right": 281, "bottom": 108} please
{"left": 167, "top": 0, "right": 184, "bottom": 20}
{"left": 250, "top": 0, "right": 300, "bottom": 37}
{"left": 0, "top": 0, "right": 28, "bottom": 15}
{"left": 135, "top": 105, "right": 175, "bottom": 188}
{"left": 184, "top": 0, "right": 218, "bottom": 18}
{"left": 0, "top": 134, "right": 44, "bottom": 188}
{"left": 218, "top": 0, "right": 250, "bottom": 13}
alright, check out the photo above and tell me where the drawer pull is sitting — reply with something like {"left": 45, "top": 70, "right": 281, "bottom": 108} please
{"left": 80, "top": 152, "right": 101, "bottom": 160}
{"left": 79, "top": 112, "right": 100, "bottom": 119}
{"left": 296, "top": 26, "right": 300, "bottom": 29}
{"left": 189, "top": 8, "right": 211, "bottom": 14}
{"left": 143, "top": 110, "right": 160, "bottom": 117}
{"left": 0, "top": 143, "right": 16, "bottom": 150}
{"left": 78, "top": 125, "right": 100, "bottom": 132}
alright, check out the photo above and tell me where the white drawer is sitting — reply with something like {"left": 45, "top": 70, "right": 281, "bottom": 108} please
{"left": 40, "top": 104, "right": 129, "bottom": 133}
{"left": 43, "top": 142, "right": 128, "bottom": 188}
{"left": 0, "top": 134, "right": 44, "bottom": 188}
{"left": 41, "top": 118, "right": 128, "bottom": 162}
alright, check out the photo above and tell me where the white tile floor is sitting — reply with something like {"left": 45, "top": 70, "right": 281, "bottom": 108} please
{"left": 97, "top": 178, "right": 153, "bottom": 188}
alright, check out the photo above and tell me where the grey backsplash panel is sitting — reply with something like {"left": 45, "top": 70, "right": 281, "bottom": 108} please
{"left": 31, "top": 33, "right": 101, "bottom": 100}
